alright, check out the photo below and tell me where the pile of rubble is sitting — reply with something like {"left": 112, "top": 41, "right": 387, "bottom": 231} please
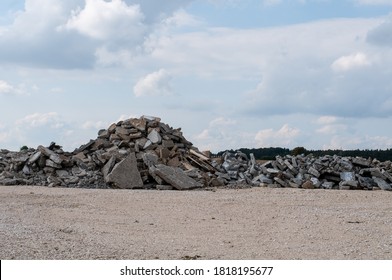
{"left": 1, "top": 115, "right": 391, "bottom": 191}
{"left": 214, "top": 151, "right": 392, "bottom": 191}
{"left": 0, "top": 116, "right": 218, "bottom": 190}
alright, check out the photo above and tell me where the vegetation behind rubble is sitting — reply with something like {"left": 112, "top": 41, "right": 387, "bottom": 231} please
{"left": 215, "top": 147, "right": 392, "bottom": 162}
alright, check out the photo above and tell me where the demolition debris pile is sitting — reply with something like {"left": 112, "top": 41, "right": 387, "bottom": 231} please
{"left": 0, "top": 116, "right": 392, "bottom": 191}
{"left": 217, "top": 152, "right": 392, "bottom": 191}
{"left": 0, "top": 116, "right": 216, "bottom": 190}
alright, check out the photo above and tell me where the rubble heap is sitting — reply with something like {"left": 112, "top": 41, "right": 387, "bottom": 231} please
{"left": 214, "top": 151, "right": 392, "bottom": 191}
{"left": 0, "top": 116, "right": 219, "bottom": 190}
{"left": 1, "top": 116, "right": 391, "bottom": 191}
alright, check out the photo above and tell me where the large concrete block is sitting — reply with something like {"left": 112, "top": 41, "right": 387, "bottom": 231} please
{"left": 153, "top": 164, "right": 203, "bottom": 190}
{"left": 106, "top": 153, "right": 143, "bottom": 189}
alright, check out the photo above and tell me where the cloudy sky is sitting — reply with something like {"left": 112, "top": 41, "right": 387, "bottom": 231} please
{"left": 1, "top": 0, "right": 392, "bottom": 152}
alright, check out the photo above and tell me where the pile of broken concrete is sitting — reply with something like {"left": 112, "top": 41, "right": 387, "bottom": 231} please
{"left": 0, "top": 116, "right": 217, "bottom": 190}
{"left": 0, "top": 115, "right": 391, "bottom": 191}
{"left": 214, "top": 151, "right": 392, "bottom": 191}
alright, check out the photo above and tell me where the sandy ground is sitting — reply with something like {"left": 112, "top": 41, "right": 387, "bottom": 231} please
{"left": 0, "top": 185, "right": 391, "bottom": 260}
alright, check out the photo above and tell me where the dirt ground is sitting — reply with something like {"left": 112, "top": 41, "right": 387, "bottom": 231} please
{"left": 0, "top": 185, "right": 391, "bottom": 260}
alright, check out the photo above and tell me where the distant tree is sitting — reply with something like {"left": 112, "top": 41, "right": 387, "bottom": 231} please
{"left": 20, "top": 145, "right": 29, "bottom": 152}
{"left": 291, "top": 146, "right": 307, "bottom": 156}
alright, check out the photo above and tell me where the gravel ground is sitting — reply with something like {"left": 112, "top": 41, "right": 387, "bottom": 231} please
{"left": 0, "top": 185, "right": 391, "bottom": 260}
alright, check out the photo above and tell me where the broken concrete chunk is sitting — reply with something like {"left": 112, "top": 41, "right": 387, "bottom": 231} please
{"left": 302, "top": 180, "right": 315, "bottom": 189}
{"left": 274, "top": 177, "right": 288, "bottom": 187}
{"left": 352, "top": 157, "right": 371, "bottom": 167}
{"left": 162, "top": 139, "right": 175, "bottom": 149}
{"left": 98, "top": 129, "right": 110, "bottom": 139}
{"left": 340, "top": 171, "right": 355, "bottom": 181}
{"left": 147, "top": 129, "right": 162, "bottom": 144}
{"left": 45, "top": 159, "right": 61, "bottom": 169}
{"left": 308, "top": 167, "right": 320, "bottom": 178}
{"left": 143, "top": 140, "right": 153, "bottom": 150}
{"left": 129, "top": 118, "right": 147, "bottom": 131}
{"left": 148, "top": 165, "right": 165, "bottom": 185}
{"left": 322, "top": 181, "right": 335, "bottom": 189}
{"left": 153, "top": 164, "right": 203, "bottom": 190}
{"left": 142, "top": 151, "right": 159, "bottom": 167}
{"left": 102, "top": 156, "right": 116, "bottom": 182}
{"left": 372, "top": 177, "right": 392, "bottom": 191}
{"left": 28, "top": 151, "right": 42, "bottom": 164}
{"left": 167, "top": 156, "right": 181, "bottom": 167}
{"left": 142, "top": 115, "right": 161, "bottom": 122}
{"left": 106, "top": 153, "right": 143, "bottom": 189}
{"left": 49, "top": 153, "right": 63, "bottom": 165}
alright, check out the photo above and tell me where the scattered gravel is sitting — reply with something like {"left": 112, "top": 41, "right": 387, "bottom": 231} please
{"left": 1, "top": 185, "right": 391, "bottom": 260}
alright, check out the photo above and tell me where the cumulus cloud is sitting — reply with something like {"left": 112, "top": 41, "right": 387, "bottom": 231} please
{"left": 314, "top": 116, "right": 348, "bottom": 135}
{"left": 162, "top": 8, "right": 203, "bottom": 28}
{"left": 0, "top": 112, "right": 78, "bottom": 150}
{"left": 324, "top": 134, "right": 392, "bottom": 150}
{"left": 0, "top": 0, "right": 97, "bottom": 68}
{"left": 367, "top": 15, "right": 392, "bottom": 47}
{"left": 133, "top": 69, "right": 173, "bottom": 97}
{"left": 194, "top": 117, "right": 250, "bottom": 151}
{"left": 131, "top": 0, "right": 194, "bottom": 23}
{"left": 255, "top": 124, "right": 300, "bottom": 148}
{"left": 81, "top": 120, "right": 110, "bottom": 130}
{"left": 0, "top": 80, "right": 27, "bottom": 95}
{"left": 331, "top": 52, "right": 371, "bottom": 72}
{"left": 0, "top": 80, "right": 16, "bottom": 94}
{"left": 61, "top": 0, "right": 145, "bottom": 42}
{"left": 230, "top": 18, "right": 392, "bottom": 119}
{"left": 16, "top": 112, "right": 64, "bottom": 128}
{"left": 0, "top": 0, "right": 193, "bottom": 69}
{"left": 315, "top": 115, "right": 339, "bottom": 125}
{"left": 316, "top": 124, "right": 347, "bottom": 135}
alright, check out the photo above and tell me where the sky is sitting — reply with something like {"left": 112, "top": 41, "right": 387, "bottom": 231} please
{"left": 1, "top": 0, "right": 392, "bottom": 153}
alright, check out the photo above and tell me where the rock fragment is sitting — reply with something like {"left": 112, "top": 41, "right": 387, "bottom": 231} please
{"left": 105, "top": 153, "right": 143, "bottom": 189}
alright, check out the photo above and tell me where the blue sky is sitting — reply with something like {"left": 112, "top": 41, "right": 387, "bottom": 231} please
{"left": 1, "top": 0, "right": 392, "bottom": 152}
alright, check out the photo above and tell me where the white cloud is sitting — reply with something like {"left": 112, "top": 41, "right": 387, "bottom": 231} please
{"left": 0, "top": 80, "right": 15, "bottom": 94}
{"left": 16, "top": 112, "right": 63, "bottom": 128}
{"left": 315, "top": 115, "right": 347, "bottom": 135}
{"left": 209, "top": 117, "right": 237, "bottom": 127}
{"left": 367, "top": 15, "right": 392, "bottom": 47}
{"left": 82, "top": 120, "right": 110, "bottom": 130}
{"left": 163, "top": 9, "right": 202, "bottom": 28}
{"left": 331, "top": 52, "right": 371, "bottom": 72}
{"left": 0, "top": 112, "right": 79, "bottom": 150}
{"left": 131, "top": 0, "right": 194, "bottom": 23}
{"left": 0, "top": 0, "right": 193, "bottom": 69}
{"left": 193, "top": 116, "right": 251, "bottom": 151}
{"left": 0, "top": 80, "right": 27, "bottom": 95}
{"left": 62, "top": 0, "right": 145, "bottom": 41}
{"left": 324, "top": 134, "right": 392, "bottom": 150}
{"left": 133, "top": 69, "right": 173, "bottom": 97}
{"left": 315, "top": 115, "right": 339, "bottom": 125}
{"left": 316, "top": 124, "right": 347, "bottom": 135}
{"left": 0, "top": 0, "right": 97, "bottom": 68}
{"left": 355, "top": 0, "right": 392, "bottom": 5}
{"left": 262, "top": 0, "right": 283, "bottom": 6}
{"left": 255, "top": 124, "right": 300, "bottom": 148}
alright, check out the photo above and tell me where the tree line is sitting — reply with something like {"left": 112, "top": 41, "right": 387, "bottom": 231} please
{"left": 214, "top": 147, "right": 392, "bottom": 162}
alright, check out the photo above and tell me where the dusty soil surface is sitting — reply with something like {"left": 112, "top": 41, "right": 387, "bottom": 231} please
{"left": 1, "top": 185, "right": 391, "bottom": 260}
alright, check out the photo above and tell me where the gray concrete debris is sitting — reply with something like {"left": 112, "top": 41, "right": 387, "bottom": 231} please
{"left": 213, "top": 151, "right": 392, "bottom": 191}
{"left": 105, "top": 153, "right": 143, "bottom": 189}
{"left": 152, "top": 164, "right": 203, "bottom": 190}
{"left": 147, "top": 129, "right": 162, "bottom": 144}
{"left": 372, "top": 177, "right": 392, "bottom": 191}
{"left": 1, "top": 115, "right": 392, "bottom": 191}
